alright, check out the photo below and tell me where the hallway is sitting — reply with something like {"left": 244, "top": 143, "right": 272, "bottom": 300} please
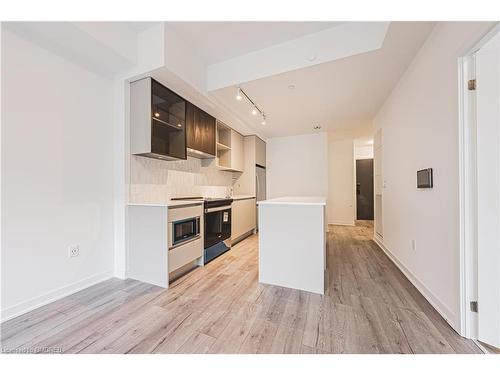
{"left": 1, "top": 222, "right": 480, "bottom": 354}
{"left": 326, "top": 221, "right": 479, "bottom": 353}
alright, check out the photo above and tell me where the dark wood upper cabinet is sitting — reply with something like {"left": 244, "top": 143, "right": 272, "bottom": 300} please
{"left": 186, "top": 102, "right": 216, "bottom": 158}
{"left": 130, "top": 77, "right": 187, "bottom": 161}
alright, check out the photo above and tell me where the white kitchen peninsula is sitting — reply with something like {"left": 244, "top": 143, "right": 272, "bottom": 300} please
{"left": 258, "top": 196, "right": 326, "bottom": 294}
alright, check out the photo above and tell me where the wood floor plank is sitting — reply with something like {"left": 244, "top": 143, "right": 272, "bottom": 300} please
{"left": 78, "top": 304, "right": 171, "bottom": 353}
{"left": 15, "top": 290, "right": 130, "bottom": 351}
{"left": 269, "top": 295, "right": 308, "bottom": 354}
{"left": 300, "top": 344, "right": 331, "bottom": 354}
{"left": 350, "top": 295, "right": 412, "bottom": 354}
{"left": 239, "top": 318, "right": 279, "bottom": 354}
{"left": 176, "top": 332, "right": 216, "bottom": 354}
{"left": 207, "top": 301, "right": 262, "bottom": 353}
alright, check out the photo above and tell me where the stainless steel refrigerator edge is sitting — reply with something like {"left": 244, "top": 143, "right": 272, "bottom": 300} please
{"left": 255, "top": 165, "right": 266, "bottom": 230}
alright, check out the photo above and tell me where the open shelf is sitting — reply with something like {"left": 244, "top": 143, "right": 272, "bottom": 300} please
{"left": 216, "top": 165, "right": 235, "bottom": 171}
{"left": 216, "top": 121, "right": 231, "bottom": 148}
{"left": 216, "top": 120, "right": 233, "bottom": 170}
{"left": 216, "top": 148, "right": 231, "bottom": 169}
{"left": 216, "top": 142, "right": 231, "bottom": 151}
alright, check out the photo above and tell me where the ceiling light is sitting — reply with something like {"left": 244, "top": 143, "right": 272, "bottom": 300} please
{"left": 236, "top": 87, "right": 266, "bottom": 125}
{"left": 154, "top": 112, "right": 160, "bottom": 117}
{"left": 313, "top": 125, "right": 322, "bottom": 130}
{"left": 288, "top": 84, "right": 295, "bottom": 90}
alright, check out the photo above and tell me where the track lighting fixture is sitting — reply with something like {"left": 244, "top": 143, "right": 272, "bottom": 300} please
{"left": 235, "top": 87, "right": 267, "bottom": 125}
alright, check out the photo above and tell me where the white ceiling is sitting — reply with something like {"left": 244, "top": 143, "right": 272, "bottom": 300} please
{"left": 4, "top": 22, "right": 143, "bottom": 77}
{"left": 167, "top": 21, "right": 343, "bottom": 65}
{"left": 211, "top": 22, "right": 435, "bottom": 138}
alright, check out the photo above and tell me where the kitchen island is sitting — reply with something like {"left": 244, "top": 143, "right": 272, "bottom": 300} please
{"left": 258, "top": 196, "right": 327, "bottom": 294}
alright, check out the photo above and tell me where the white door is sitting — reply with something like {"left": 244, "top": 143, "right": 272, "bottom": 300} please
{"left": 476, "top": 29, "right": 500, "bottom": 348}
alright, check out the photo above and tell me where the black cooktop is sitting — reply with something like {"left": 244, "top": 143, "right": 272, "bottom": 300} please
{"left": 171, "top": 196, "right": 233, "bottom": 207}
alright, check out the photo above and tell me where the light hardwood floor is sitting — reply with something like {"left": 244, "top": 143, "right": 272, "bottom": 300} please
{"left": 1, "top": 221, "right": 481, "bottom": 354}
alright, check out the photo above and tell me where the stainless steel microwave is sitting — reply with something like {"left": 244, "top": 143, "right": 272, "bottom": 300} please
{"left": 170, "top": 216, "right": 200, "bottom": 248}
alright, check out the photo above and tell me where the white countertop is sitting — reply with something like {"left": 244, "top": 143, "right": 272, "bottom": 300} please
{"left": 129, "top": 195, "right": 255, "bottom": 207}
{"left": 232, "top": 195, "right": 256, "bottom": 201}
{"left": 128, "top": 200, "right": 203, "bottom": 208}
{"left": 258, "top": 196, "right": 326, "bottom": 206}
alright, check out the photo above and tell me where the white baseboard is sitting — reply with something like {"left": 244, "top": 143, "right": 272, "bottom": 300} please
{"left": 329, "top": 220, "right": 355, "bottom": 226}
{"left": 0, "top": 270, "right": 114, "bottom": 323}
{"left": 374, "top": 232, "right": 383, "bottom": 243}
{"left": 373, "top": 236, "right": 459, "bottom": 333}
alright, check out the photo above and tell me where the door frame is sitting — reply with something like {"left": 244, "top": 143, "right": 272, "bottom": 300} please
{"left": 458, "top": 23, "right": 500, "bottom": 339}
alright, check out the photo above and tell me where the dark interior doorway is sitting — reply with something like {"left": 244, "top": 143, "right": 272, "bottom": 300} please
{"left": 356, "top": 159, "right": 374, "bottom": 220}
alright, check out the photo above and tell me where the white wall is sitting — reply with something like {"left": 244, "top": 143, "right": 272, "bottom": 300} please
{"left": 373, "top": 22, "right": 494, "bottom": 331}
{"left": 1, "top": 30, "right": 115, "bottom": 320}
{"left": 266, "top": 133, "right": 328, "bottom": 199}
{"left": 355, "top": 145, "right": 374, "bottom": 160}
{"left": 328, "top": 139, "right": 355, "bottom": 225}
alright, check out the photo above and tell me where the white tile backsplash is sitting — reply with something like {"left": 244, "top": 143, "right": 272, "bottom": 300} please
{"left": 129, "top": 155, "right": 234, "bottom": 203}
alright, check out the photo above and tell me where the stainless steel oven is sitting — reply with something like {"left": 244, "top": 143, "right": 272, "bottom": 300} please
{"left": 204, "top": 204, "right": 231, "bottom": 249}
{"left": 171, "top": 216, "right": 200, "bottom": 248}
{"left": 204, "top": 198, "right": 233, "bottom": 263}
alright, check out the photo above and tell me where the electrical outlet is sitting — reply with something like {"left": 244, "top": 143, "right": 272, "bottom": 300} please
{"left": 411, "top": 240, "right": 416, "bottom": 251}
{"left": 68, "top": 245, "right": 80, "bottom": 258}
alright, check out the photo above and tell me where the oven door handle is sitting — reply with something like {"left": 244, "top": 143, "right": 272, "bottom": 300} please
{"left": 204, "top": 205, "right": 232, "bottom": 213}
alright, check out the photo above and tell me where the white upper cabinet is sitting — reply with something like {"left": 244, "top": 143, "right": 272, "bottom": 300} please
{"left": 255, "top": 136, "right": 266, "bottom": 167}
